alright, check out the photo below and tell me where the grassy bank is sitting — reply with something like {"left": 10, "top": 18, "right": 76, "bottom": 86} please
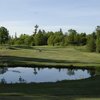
{"left": 0, "top": 75, "right": 100, "bottom": 100}
{"left": 0, "top": 45, "right": 100, "bottom": 68}
{"left": 0, "top": 45, "right": 100, "bottom": 100}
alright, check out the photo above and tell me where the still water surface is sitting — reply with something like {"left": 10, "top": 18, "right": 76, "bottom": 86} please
{"left": 0, "top": 67, "right": 95, "bottom": 84}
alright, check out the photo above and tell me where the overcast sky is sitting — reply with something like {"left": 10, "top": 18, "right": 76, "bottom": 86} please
{"left": 0, "top": 0, "right": 100, "bottom": 36}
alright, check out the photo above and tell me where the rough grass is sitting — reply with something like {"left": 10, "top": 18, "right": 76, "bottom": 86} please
{"left": 0, "top": 75, "right": 100, "bottom": 99}
{"left": 0, "top": 45, "right": 100, "bottom": 67}
{"left": 0, "top": 96, "right": 100, "bottom": 100}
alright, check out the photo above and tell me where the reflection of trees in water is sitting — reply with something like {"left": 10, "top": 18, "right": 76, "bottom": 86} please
{"left": 37, "top": 67, "right": 41, "bottom": 71}
{"left": 58, "top": 68, "right": 61, "bottom": 72}
{"left": 88, "top": 69, "right": 96, "bottom": 77}
{"left": 82, "top": 69, "right": 85, "bottom": 71}
{"left": 67, "top": 69, "right": 75, "bottom": 76}
{"left": 33, "top": 68, "right": 38, "bottom": 75}
{"left": 33, "top": 67, "right": 46, "bottom": 75}
{"left": 95, "top": 68, "right": 100, "bottom": 75}
{"left": 19, "top": 76, "right": 26, "bottom": 83}
{"left": 0, "top": 67, "right": 8, "bottom": 74}
{"left": 0, "top": 77, "right": 6, "bottom": 84}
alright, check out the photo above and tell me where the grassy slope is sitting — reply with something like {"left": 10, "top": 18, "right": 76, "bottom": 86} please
{"left": 0, "top": 76, "right": 100, "bottom": 100}
{"left": 0, "top": 45, "right": 100, "bottom": 67}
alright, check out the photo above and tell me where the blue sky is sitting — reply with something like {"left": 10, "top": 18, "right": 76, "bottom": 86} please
{"left": 0, "top": 0, "right": 100, "bottom": 36}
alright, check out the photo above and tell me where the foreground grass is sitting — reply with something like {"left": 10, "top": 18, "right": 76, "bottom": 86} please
{"left": 0, "top": 96, "right": 100, "bottom": 100}
{"left": 0, "top": 75, "right": 100, "bottom": 100}
{"left": 0, "top": 45, "right": 100, "bottom": 67}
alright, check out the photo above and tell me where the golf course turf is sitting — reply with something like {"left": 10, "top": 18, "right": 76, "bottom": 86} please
{"left": 0, "top": 45, "right": 100, "bottom": 100}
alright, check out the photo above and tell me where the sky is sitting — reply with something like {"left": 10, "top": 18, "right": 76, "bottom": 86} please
{"left": 0, "top": 0, "right": 100, "bottom": 36}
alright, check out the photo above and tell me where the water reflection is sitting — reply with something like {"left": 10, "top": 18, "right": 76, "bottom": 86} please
{"left": 0, "top": 67, "right": 96, "bottom": 84}
{"left": 0, "top": 67, "right": 8, "bottom": 74}
{"left": 19, "top": 76, "right": 26, "bottom": 83}
{"left": 33, "top": 68, "right": 38, "bottom": 75}
{"left": 67, "top": 69, "right": 75, "bottom": 76}
{"left": 1, "top": 78, "right": 6, "bottom": 84}
{"left": 88, "top": 69, "right": 96, "bottom": 77}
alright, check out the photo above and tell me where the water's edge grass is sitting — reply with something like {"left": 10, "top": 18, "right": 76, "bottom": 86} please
{"left": 0, "top": 75, "right": 100, "bottom": 100}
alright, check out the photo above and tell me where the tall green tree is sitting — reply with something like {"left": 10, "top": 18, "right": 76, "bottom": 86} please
{"left": 0, "top": 27, "right": 9, "bottom": 44}
{"left": 63, "top": 34, "right": 69, "bottom": 46}
{"left": 53, "top": 31, "right": 63, "bottom": 46}
{"left": 74, "top": 34, "right": 80, "bottom": 45}
{"left": 80, "top": 33, "right": 87, "bottom": 45}
{"left": 96, "top": 38, "right": 100, "bottom": 53}
{"left": 96, "top": 26, "right": 100, "bottom": 53}
{"left": 87, "top": 35, "right": 96, "bottom": 52}
{"left": 34, "top": 30, "right": 44, "bottom": 45}
{"left": 47, "top": 35, "right": 55, "bottom": 46}
{"left": 96, "top": 26, "right": 100, "bottom": 38}
{"left": 68, "top": 29, "right": 77, "bottom": 45}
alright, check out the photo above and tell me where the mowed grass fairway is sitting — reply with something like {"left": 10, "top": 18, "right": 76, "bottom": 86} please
{"left": 0, "top": 46, "right": 100, "bottom": 100}
{"left": 0, "top": 45, "right": 100, "bottom": 67}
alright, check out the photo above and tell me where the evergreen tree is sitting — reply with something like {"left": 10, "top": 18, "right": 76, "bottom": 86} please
{"left": 87, "top": 35, "right": 96, "bottom": 52}
{"left": 74, "top": 34, "right": 80, "bottom": 45}
{"left": 53, "top": 31, "right": 63, "bottom": 46}
{"left": 80, "top": 33, "right": 87, "bottom": 45}
{"left": 34, "top": 25, "right": 39, "bottom": 34}
{"left": 96, "top": 38, "right": 100, "bottom": 53}
{"left": 0, "top": 27, "right": 9, "bottom": 44}
{"left": 47, "top": 35, "right": 55, "bottom": 46}
{"left": 29, "top": 35, "right": 35, "bottom": 46}
{"left": 63, "top": 34, "right": 69, "bottom": 46}
{"left": 34, "top": 30, "right": 44, "bottom": 45}
{"left": 96, "top": 26, "right": 100, "bottom": 53}
{"left": 67, "top": 29, "right": 77, "bottom": 45}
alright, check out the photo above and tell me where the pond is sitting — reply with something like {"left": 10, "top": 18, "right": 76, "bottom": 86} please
{"left": 0, "top": 67, "right": 95, "bottom": 84}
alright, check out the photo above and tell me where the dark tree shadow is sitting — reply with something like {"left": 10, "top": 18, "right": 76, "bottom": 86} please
{"left": 1, "top": 55, "right": 100, "bottom": 64}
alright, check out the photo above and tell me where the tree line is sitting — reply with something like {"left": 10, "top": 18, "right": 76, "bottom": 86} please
{"left": 0, "top": 25, "right": 100, "bottom": 53}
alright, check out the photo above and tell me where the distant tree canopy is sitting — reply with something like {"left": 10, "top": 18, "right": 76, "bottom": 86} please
{"left": 1, "top": 25, "right": 100, "bottom": 53}
{"left": 47, "top": 29, "right": 63, "bottom": 46}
